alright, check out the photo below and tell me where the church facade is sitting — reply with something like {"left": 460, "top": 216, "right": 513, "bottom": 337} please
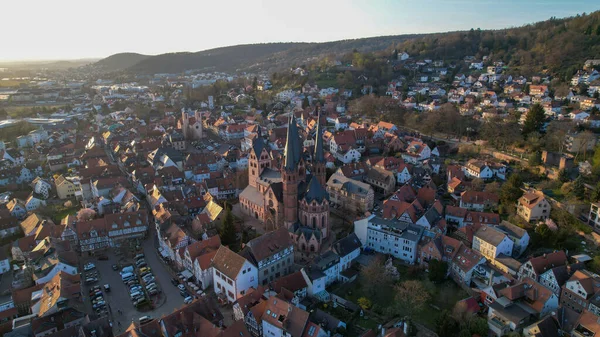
{"left": 239, "top": 112, "right": 330, "bottom": 253}
{"left": 180, "top": 110, "right": 204, "bottom": 140}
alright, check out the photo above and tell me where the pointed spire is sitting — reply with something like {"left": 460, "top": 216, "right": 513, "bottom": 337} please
{"left": 284, "top": 115, "right": 300, "bottom": 170}
{"left": 314, "top": 107, "right": 325, "bottom": 163}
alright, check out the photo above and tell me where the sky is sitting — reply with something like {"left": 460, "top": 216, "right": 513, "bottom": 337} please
{"left": 2, "top": 0, "right": 599, "bottom": 61}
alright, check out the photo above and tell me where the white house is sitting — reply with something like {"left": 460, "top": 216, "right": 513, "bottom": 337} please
{"left": 32, "top": 178, "right": 52, "bottom": 199}
{"left": 331, "top": 233, "right": 361, "bottom": 271}
{"left": 396, "top": 165, "right": 412, "bottom": 184}
{"left": 212, "top": 246, "right": 258, "bottom": 303}
{"left": 336, "top": 148, "right": 361, "bottom": 164}
{"left": 398, "top": 52, "right": 410, "bottom": 61}
{"left": 472, "top": 226, "right": 514, "bottom": 261}
{"left": 464, "top": 160, "right": 494, "bottom": 179}
{"left": 25, "top": 195, "right": 46, "bottom": 212}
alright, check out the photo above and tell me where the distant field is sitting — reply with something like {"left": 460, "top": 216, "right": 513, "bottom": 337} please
{"left": 0, "top": 80, "right": 29, "bottom": 87}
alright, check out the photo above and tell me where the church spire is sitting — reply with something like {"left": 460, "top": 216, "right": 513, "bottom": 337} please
{"left": 283, "top": 115, "right": 300, "bottom": 170}
{"left": 314, "top": 108, "right": 325, "bottom": 163}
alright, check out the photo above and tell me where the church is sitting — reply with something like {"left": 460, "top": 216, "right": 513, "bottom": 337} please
{"left": 239, "top": 111, "right": 331, "bottom": 254}
{"left": 180, "top": 110, "right": 204, "bottom": 140}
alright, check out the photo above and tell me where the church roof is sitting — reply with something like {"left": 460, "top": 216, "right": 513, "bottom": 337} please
{"left": 303, "top": 176, "right": 329, "bottom": 204}
{"left": 314, "top": 109, "right": 325, "bottom": 163}
{"left": 283, "top": 116, "right": 301, "bottom": 170}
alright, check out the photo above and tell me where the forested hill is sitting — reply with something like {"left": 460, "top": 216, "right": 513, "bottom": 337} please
{"left": 391, "top": 11, "right": 600, "bottom": 78}
{"left": 94, "top": 11, "right": 600, "bottom": 75}
{"left": 95, "top": 36, "right": 422, "bottom": 74}
{"left": 94, "top": 53, "right": 151, "bottom": 71}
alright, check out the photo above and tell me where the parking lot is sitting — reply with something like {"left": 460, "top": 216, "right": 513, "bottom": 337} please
{"left": 81, "top": 237, "right": 185, "bottom": 334}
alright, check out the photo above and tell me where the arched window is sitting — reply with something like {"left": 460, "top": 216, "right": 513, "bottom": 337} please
{"left": 321, "top": 215, "right": 325, "bottom": 227}
{"left": 310, "top": 245, "right": 315, "bottom": 252}
{"left": 304, "top": 215, "right": 307, "bottom": 225}
{"left": 312, "top": 217, "right": 316, "bottom": 228}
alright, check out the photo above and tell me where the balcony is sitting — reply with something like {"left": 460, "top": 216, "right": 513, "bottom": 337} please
{"left": 488, "top": 316, "right": 510, "bottom": 336}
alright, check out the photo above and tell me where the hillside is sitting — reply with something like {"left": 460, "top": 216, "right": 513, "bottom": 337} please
{"left": 95, "top": 53, "right": 151, "bottom": 71}
{"left": 95, "top": 11, "right": 600, "bottom": 76}
{"left": 391, "top": 11, "right": 600, "bottom": 78}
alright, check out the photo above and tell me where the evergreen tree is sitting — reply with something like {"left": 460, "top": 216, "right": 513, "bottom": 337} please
{"left": 522, "top": 104, "right": 546, "bottom": 137}
{"left": 573, "top": 175, "right": 585, "bottom": 200}
{"left": 252, "top": 77, "right": 257, "bottom": 90}
{"left": 220, "top": 203, "right": 236, "bottom": 245}
{"left": 302, "top": 96, "right": 310, "bottom": 109}
{"left": 529, "top": 151, "right": 542, "bottom": 166}
{"left": 592, "top": 181, "right": 600, "bottom": 202}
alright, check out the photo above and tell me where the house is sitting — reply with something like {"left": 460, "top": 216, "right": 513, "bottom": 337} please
{"left": 517, "top": 190, "right": 551, "bottom": 222}
{"left": 25, "top": 193, "right": 47, "bottom": 212}
{"left": 0, "top": 249, "right": 9, "bottom": 274}
{"left": 560, "top": 269, "right": 600, "bottom": 314}
{"left": 418, "top": 234, "right": 463, "bottom": 268}
{"left": 212, "top": 246, "right": 258, "bottom": 303}
{"left": 363, "top": 167, "right": 396, "bottom": 197}
{"left": 6, "top": 198, "right": 27, "bottom": 219}
{"left": 261, "top": 296, "right": 309, "bottom": 337}
{"left": 300, "top": 251, "right": 341, "bottom": 299}
{"left": 487, "top": 278, "right": 559, "bottom": 337}
{"left": 401, "top": 141, "right": 431, "bottom": 164}
{"left": 326, "top": 172, "right": 374, "bottom": 215}
{"left": 331, "top": 233, "right": 361, "bottom": 271}
{"left": 473, "top": 225, "right": 514, "bottom": 261}
{"left": 496, "top": 221, "right": 529, "bottom": 257}
{"left": 240, "top": 227, "right": 294, "bottom": 286}
{"left": 539, "top": 264, "right": 583, "bottom": 297}
{"left": 464, "top": 159, "right": 494, "bottom": 179}
{"left": 460, "top": 191, "right": 499, "bottom": 211}
{"left": 30, "top": 271, "right": 82, "bottom": 317}
{"left": 55, "top": 175, "right": 82, "bottom": 199}
{"left": 31, "top": 177, "right": 52, "bottom": 199}
{"left": 449, "top": 245, "right": 486, "bottom": 286}
{"left": 589, "top": 202, "right": 600, "bottom": 233}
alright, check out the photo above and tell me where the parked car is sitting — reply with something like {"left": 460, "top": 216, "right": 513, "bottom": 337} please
{"left": 85, "top": 277, "right": 98, "bottom": 284}
{"left": 84, "top": 263, "right": 96, "bottom": 271}
{"left": 177, "top": 284, "right": 186, "bottom": 291}
{"left": 139, "top": 267, "right": 151, "bottom": 274}
{"left": 148, "top": 289, "right": 158, "bottom": 296}
{"left": 103, "top": 284, "right": 110, "bottom": 292}
{"left": 171, "top": 278, "right": 179, "bottom": 286}
{"left": 97, "top": 255, "right": 108, "bottom": 261}
{"left": 112, "top": 264, "right": 119, "bottom": 271}
{"left": 184, "top": 296, "right": 193, "bottom": 304}
{"left": 180, "top": 290, "right": 189, "bottom": 298}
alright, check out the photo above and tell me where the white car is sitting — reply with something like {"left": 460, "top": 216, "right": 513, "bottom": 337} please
{"left": 184, "top": 296, "right": 193, "bottom": 304}
{"left": 84, "top": 263, "right": 96, "bottom": 271}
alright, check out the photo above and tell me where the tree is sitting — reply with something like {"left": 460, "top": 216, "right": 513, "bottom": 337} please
{"left": 0, "top": 108, "right": 7, "bottom": 120}
{"left": 252, "top": 77, "right": 257, "bottom": 90}
{"left": 435, "top": 310, "right": 460, "bottom": 337}
{"left": 357, "top": 297, "right": 372, "bottom": 310}
{"left": 573, "top": 175, "right": 585, "bottom": 200}
{"left": 428, "top": 260, "right": 448, "bottom": 283}
{"left": 522, "top": 103, "right": 545, "bottom": 137}
{"left": 359, "top": 257, "right": 393, "bottom": 304}
{"left": 302, "top": 96, "right": 310, "bottom": 109}
{"left": 393, "top": 280, "right": 431, "bottom": 317}
{"left": 529, "top": 151, "right": 542, "bottom": 166}
{"left": 500, "top": 174, "right": 524, "bottom": 207}
{"left": 558, "top": 169, "right": 569, "bottom": 183}
{"left": 219, "top": 203, "right": 237, "bottom": 246}
{"left": 592, "top": 181, "right": 600, "bottom": 202}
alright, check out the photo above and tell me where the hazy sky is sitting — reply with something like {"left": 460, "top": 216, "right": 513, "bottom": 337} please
{"left": 2, "top": 0, "right": 598, "bottom": 61}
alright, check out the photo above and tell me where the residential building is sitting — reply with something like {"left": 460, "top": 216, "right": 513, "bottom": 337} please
{"left": 487, "top": 278, "right": 559, "bottom": 337}
{"left": 240, "top": 227, "right": 294, "bottom": 286}
{"left": 560, "top": 270, "right": 600, "bottom": 314}
{"left": 460, "top": 191, "right": 499, "bottom": 211}
{"left": 472, "top": 225, "right": 514, "bottom": 261}
{"left": 212, "top": 246, "right": 258, "bottom": 303}
{"left": 355, "top": 215, "right": 424, "bottom": 264}
{"left": 518, "top": 251, "right": 568, "bottom": 282}
{"left": 331, "top": 233, "right": 361, "bottom": 271}
{"left": 449, "top": 245, "right": 486, "bottom": 286}
{"left": 55, "top": 175, "right": 82, "bottom": 199}
{"left": 517, "top": 190, "right": 551, "bottom": 222}
{"left": 565, "top": 132, "right": 597, "bottom": 154}
{"left": 363, "top": 167, "right": 396, "bottom": 197}
{"left": 326, "top": 172, "right": 374, "bottom": 215}
{"left": 261, "top": 296, "right": 309, "bottom": 337}
{"left": 496, "top": 220, "right": 530, "bottom": 257}
{"left": 588, "top": 202, "right": 600, "bottom": 233}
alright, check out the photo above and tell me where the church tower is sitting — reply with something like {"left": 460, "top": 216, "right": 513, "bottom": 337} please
{"left": 313, "top": 108, "right": 326, "bottom": 186}
{"left": 282, "top": 116, "right": 301, "bottom": 228}
{"left": 248, "top": 126, "right": 270, "bottom": 188}
{"left": 181, "top": 110, "right": 189, "bottom": 139}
